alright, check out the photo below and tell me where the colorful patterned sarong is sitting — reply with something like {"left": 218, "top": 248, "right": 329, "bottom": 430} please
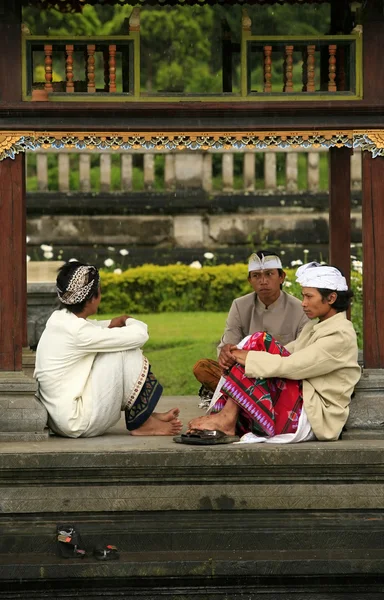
{"left": 212, "top": 332, "right": 303, "bottom": 438}
{"left": 125, "top": 368, "right": 163, "bottom": 431}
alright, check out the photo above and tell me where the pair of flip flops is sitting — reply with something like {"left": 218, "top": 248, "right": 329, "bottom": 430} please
{"left": 173, "top": 429, "right": 239, "bottom": 445}
{"left": 56, "top": 525, "right": 120, "bottom": 561}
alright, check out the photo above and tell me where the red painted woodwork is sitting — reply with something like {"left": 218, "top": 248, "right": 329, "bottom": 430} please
{"left": 362, "top": 153, "right": 384, "bottom": 369}
{"left": 0, "top": 155, "right": 25, "bottom": 371}
{"left": 328, "top": 147, "right": 351, "bottom": 286}
{"left": 362, "top": 5, "right": 384, "bottom": 104}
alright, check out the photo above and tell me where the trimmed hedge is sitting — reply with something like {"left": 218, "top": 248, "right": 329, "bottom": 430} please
{"left": 99, "top": 265, "right": 363, "bottom": 347}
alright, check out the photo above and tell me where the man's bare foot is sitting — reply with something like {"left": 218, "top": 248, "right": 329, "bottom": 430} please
{"left": 153, "top": 408, "right": 180, "bottom": 422}
{"left": 131, "top": 415, "right": 182, "bottom": 436}
{"left": 188, "top": 401, "right": 238, "bottom": 436}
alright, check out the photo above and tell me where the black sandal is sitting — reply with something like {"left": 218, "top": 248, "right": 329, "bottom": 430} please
{"left": 93, "top": 544, "right": 120, "bottom": 561}
{"left": 56, "top": 524, "right": 87, "bottom": 559}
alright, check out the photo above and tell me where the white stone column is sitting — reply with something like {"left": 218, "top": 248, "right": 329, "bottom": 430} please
{"left": 264, "top": 153, "right": 277, "bottom": 190}
{"left": 286, "top": 152, "right": 298, "bottom": 192}
{"left": 202, "top": 153, "right": 212, "bottom": 192}
{"left": 143, "top": 154, "right": 155, "bottom": 190}
{"left": 58, "top": 154, "right": 70, "bottom": 192}
{"left": 222, "top": 153, "right": 234, "bottom": 191}
{"left": 307, "top": 152, "right": 320, "bottom": 192}
{"left": 121, "top": 154, "right": 133, "bottom": 191}
{"left": 243, "top": 152, "right": 255, "bottom": 192}
{"left": 100, "top": 153, "right": 112, "bottom": 193}
{"left": 79, "top": 154, "right": 91, "bottom": 193}
{"left": 164, "top": 154, "right": 175, "bottom": 191}
{"left": 351, "top": 150, "right": 362, "bottom": 190}
{"left": 36, "top": 153, "right": 48, "bottom": 192}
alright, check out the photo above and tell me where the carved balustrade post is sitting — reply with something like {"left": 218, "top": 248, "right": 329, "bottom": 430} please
{"left": 86, "top": 44, "right": 96, "bottom": 93}
{"left": 283, "top": 45, "right": 294, "bottom": 93}
{"left": 65, "top": 44, "right": 74, "bottom": 93}
{"left": 263, "top": 46, "right": 272, "bottom": 92}
{"left": 44, "top": 44, "right": 53, "bottom": 93}
{"left": 109, "top": 45, "right": 117, "bottom": 93}
{"left": 328, "top": 45, "right": 337, "bottom": 92}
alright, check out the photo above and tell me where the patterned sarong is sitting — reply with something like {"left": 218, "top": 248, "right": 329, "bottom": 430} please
{"left": 125, "top": 368, "right": 163, "bottom": 431}
{"left": 212, "top": 332, "right": 303, "bottom": 438}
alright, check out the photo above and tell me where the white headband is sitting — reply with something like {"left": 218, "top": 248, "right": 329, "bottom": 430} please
{"left": 248, "top": 253, "right": 282, "bottom": 272}
{"left": 57, "top": 265, "right": 99, "bottom": 305}
{"left": 295, "top": 262, "right": 348, "bottom": 291}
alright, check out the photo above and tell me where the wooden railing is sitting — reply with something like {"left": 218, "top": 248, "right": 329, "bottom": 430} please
{"left": 26, "top": 148, "right": 362, "bottom": 195}
{"left": 22, "top": 8, "right": 362, "bottom": 102}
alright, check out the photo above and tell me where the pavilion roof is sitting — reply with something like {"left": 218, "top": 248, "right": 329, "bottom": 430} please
{"left": 24, "top": 0, "right": 330, "bottom": 12}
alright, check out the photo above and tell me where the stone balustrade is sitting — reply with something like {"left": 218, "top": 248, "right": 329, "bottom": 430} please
{"left": 28, "top": 148, "right": 362, "bottom": 194}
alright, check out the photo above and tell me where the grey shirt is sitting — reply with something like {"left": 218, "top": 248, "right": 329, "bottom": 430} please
{"left": 217, "top": 290, "right": 309, "bottom": 356}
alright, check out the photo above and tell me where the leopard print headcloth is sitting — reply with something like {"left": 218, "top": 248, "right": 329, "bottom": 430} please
{"left": 57, "top": 265, "right": 99, "bottom": 305}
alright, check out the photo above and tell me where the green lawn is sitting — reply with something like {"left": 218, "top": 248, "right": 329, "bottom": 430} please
{"left": 95, "top": 312, "right": 227, "bottom": 395}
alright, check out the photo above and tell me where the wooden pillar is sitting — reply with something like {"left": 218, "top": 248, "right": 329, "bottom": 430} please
{"left": 0, "top": 0, "right": 22, "bottom": 103}
{"left": 328, "top": 147, "right": 351, "bottom": 284}
{"left": 0, "top": 155, "right": 25, "bottom": 370}
{"left": 362, "top": 153, "right": 384, "bottom": 368}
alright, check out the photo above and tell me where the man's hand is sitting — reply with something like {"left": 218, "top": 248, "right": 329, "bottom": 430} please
{"left": 218, "top": 344, "right": 236, "bottom": 371}
{"left": 108, "top": 315, "right": 130, "bottom": 328}
{"left": 230, "top": 346, "right": 249, "bottom": 366}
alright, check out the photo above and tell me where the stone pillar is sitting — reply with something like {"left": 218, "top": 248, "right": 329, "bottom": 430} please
{"left": 100, "top": 153, "right": 111, "bottom": 193}
{"left": 362, "top": 153, "right": 384, "bottom": 368}
{"left": 121, "top": 154, "right": 133, "bottom": 191}
{"left": 202, "top": 154, "right": 212, "bottom": 192}
{"left": 307, "top": 152, "right": 320, "bottom": 192}
{"left": 243, "top": 152, "right": 255, "bottom": 192}
{"left": 222, "top": 154, "right": 234, "bottom": 192}
{"left": 144, "top": 154, "right": 155, "bottom": 190}
{"left": 329, "top": 147, "right": 352, "bottom": 285}
{"left": 174, "top": 153, "right": 203, "bottom": 188}
{"left": 79, "top": 154, "right": 91, "bottom": 193}
{"left": 36, "top": 153, "right": 48, "bottom": 192}
{"left": 58, "top": 154, "right": 70, "bottom": 192}
{"left": 351, "top": 150, "right": 362, "bottom": 190}
{"left": 164, "top": 154, "right": 175, "bottom": 191}
{"left": 264, "top": 153, "right": 277, "bottom": 190}
{"left": 286, "top": 152, "right": 298, "bottom": 193}
{"left": 0, "top": 155, "right": 48, "bottom": 440}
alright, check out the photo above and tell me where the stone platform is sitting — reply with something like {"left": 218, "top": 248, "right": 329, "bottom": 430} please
{"left": 1, "top": 396, "right": 384, "bottom": 599}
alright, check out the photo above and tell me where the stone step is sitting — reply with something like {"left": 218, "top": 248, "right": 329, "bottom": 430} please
{"left": 1, "top": 549, "right": 384, "bottom": 599}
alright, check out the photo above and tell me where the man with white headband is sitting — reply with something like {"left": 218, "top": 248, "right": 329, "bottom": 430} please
{"left": 182, "top": 262, "right": 360, "bottom": 445}
{"left": 34, "top": 261, "right": 182, "bottom": 438}
{"left": 193, "top": 250, "right": 309, "bottom": 407}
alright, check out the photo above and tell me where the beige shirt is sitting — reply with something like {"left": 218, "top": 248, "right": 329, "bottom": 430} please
{"left": 245, "top": 312, "right": 361, "bottom": 442}
{"left": 218, "top": 290, "right": 309, "bottom": 354}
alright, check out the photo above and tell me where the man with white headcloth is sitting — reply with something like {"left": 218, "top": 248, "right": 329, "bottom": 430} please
{"left": 181, "top": 262, "right": 360, "bottom": 445}
{"left": 193, "top": 250, "right": 309, "bottom": 406}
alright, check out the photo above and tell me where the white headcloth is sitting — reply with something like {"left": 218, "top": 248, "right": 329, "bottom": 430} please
{"left": 248, "top": 253, "right": 282, "bottom": 272}
{"left": 295, "top": 262, "right": 348, "bottom": 291}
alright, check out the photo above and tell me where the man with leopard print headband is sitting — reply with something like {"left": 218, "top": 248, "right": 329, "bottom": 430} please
{"left": 34, "top": 261, "right": 182, "bottom": 438}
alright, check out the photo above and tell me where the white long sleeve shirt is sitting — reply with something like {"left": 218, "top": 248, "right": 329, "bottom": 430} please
{"left": 34, "top": 309, "right": 149, "bottom": 436}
